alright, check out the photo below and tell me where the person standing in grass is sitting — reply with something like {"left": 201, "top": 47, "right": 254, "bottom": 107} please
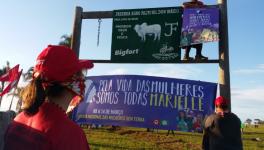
{"left": 4, "top": 45, "right": 93, "bottom": 150}
{"left": 202, "top": 96, "right": 243, "bottom": 150}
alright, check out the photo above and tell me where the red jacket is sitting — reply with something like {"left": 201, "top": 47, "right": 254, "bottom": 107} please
{"left": 4, "top": 102, "right": 90, "bottom": 150}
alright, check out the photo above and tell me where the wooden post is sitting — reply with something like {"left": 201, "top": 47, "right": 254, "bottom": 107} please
{"left": 217, "top": 0, "right": 231, "bottom": 110}
{"left": 9, "top": 92, "right": 15, "bottom": 110}
{"left": 0, "top": 82, "right": 5, "bottom": 107}
{"left": 0, "top": 96, "right": 2, "bottom": 107}
{"left": 71, "top": 6, "right": 83, "bottom": 57}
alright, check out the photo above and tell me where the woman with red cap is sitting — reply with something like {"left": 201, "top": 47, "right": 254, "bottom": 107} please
{"left": 4, "top": 45, "right": 94, "bottom": 150}
{"left": 202, "top": 96, "right": 243, "bottom": 150}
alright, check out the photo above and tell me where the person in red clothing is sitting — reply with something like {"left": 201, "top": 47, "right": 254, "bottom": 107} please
{"left": 4, "top": 45, "right": 94, "bottom": 150}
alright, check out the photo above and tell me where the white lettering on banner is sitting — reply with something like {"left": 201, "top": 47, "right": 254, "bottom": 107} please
{"left": 117, "top": 79, "right": 132, "bottom": 91}
{"left": 114, "top": 49, "right": 139, "bottom": 56}
{"left": 136, "top": 80, "right": 151, "bottom": 92}
{"left": 115, "top": 25, "right": 132, "bottom": 28}
{"left": 90, "top": 78, "right": 206, "bottom": 110}
{"left": 92, "top": 92, "right": 119, "bottom": 104}
{"left": 99, "top": 80, "right": 113, "bottom": 91}
{"left": 115, "top": 11, "right": 131, "bottom": 17}
{"left": 115, "top": 8, "right": 180, "bottom": 17}
{"left": 124, "top": 92, "right": 148, "bottom": 106}
{"left": 110, "top": 109, "right": 124, "bottom": 115}
{"left": 164, "top": 22, "right": 179, "bottom": 37}
{"left": 189, "top": 14, "right": 211, "bottom": 27}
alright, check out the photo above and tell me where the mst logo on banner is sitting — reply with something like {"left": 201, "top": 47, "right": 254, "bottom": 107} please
{"left": 111, "top": 7, "right": 183, "bottom": 63}
{"left": 73, "top": 75, "right": 217, "bottom": 132}
{"left": 180, "top": 7, "right": 219, "bottom": 47}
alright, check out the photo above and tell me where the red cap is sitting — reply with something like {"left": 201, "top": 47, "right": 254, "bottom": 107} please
{"left": 215, "top": 96, "right": 229, "bottom": 106}
{"left": 34, "top": 45, "right": 93, "bottom": 82}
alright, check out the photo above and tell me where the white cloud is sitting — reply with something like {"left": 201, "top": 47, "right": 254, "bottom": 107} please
{"left": 258, "top": 64, "right": 264, "bottom": 69}
{"left": 92, "top": 64, "right": 206, "bottom": 81}
{"left": 232, "top": 86, "right": 264, "bottom": 102}
{"left": 231, "top": 86, "right": 264, "bottom": 121}
{"left": 142, "top": 64, "right": 203, "bottom": 79}
{"left": 106, "top": 68, "right": 128, "bottom": 75}
{"left": 233, "top": 64, "right": 264, "bottom": 74}
{"left": 232, "top": 106, "right": 264, "bottom": 122}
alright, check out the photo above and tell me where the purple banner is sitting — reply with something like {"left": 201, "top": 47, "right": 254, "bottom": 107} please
{"left": 180, "top": 8, "right": 219, "bottom": 46}
{"left": 73, "top": 75, "right": 217, "bottom": 132}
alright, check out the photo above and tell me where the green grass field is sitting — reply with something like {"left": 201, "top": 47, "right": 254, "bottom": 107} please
{"left": 84, "top": 125, "right": 264, "bottom": 150}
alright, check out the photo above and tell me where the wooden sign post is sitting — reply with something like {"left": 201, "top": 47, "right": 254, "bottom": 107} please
{"left": 217, "top": 0, "right": 231, "bottom": 110}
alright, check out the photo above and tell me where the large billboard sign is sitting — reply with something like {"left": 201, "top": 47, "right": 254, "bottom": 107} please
{"left": 73, "top": 75, "right": 217, "bottom": 132}
{"left": 111, "top": 7, "right": 183, "bottom": 63}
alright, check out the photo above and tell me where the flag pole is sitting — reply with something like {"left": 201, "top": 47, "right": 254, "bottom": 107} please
{"left": 8, "top": 70, "right": 22, "bottom": 111}
{"left": 0, "top": 82, "right": 5, "bottom": 107}
{"left": 9, "top": 89, "right": 16, "bottom": 111}
{"left": 0, "top": 96, "right": 2, "bottom": 107}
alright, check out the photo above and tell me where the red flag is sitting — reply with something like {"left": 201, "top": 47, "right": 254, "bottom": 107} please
{"left": 0, "top": 65, "right": 22, "bottom": 97}
{"left": 0, "top": 64, "right": 19, "bottom": 81}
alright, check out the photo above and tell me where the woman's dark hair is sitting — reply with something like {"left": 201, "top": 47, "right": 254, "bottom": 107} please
{"left": 20, "top": 77, "right": 66, "bottom": 115}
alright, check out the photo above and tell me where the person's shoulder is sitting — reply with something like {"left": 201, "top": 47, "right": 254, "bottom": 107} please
{"left": 62, "top": 121, "right": 88, "bottom": 145}
{"left": 226, "top": 112, "right": 238, "bottom": 118}
{"left": 62, "top": 118, "right": 83, "bottom": 133}
{"left": 207, "top": 113, "right": 218, "bottom": 118}
{"left": 204, "top": 113, "right": 218, "bottom": 127}
{"left": 230, "top": 112, "right": 241, "bottom": 122}
{"left": 13, "top": 111, "right": 26, "bottom": 123}
{"left": 49, "top": 118, "right": 85, "bottom": 142}
{"left": 50, "top": 121, "right": 88, "bottom": 149}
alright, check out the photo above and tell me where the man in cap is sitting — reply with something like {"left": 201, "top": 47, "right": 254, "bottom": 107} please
{"left": 202, "top": 96, "right": 243, "bottom": 150}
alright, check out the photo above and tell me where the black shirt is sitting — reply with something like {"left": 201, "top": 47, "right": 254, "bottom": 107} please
{"left": 202, "top": 112, "right": 243, "bottom": 150}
